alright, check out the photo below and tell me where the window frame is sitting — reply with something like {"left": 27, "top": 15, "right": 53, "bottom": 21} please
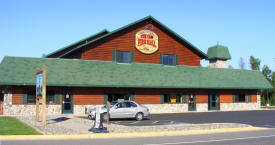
{"left": 107, "top": 93, "right": 131, "bottom": 104}
{"left": 233, "top": 93, "right": 252, "bottom": 103}
{"left": 25, "top": 89, "right": 57, "bottom": 105}
{"left": 163, "top": 94, "right": 184, "bottom": 104}
{"left": 26, "top": 90, "right": 36, "bottom": 104}
{"left": 115, "top": 50, "right": 131, "bottom": 63}
{"left": 46, "top": 90, "right": 56, "bottom": 104}
{"left": 161, "top": 54, "right": 177, "bottom": 66}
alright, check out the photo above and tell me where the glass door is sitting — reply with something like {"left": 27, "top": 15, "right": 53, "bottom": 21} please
{"left": 188, "top": 94, "right": 196, "bottom": 111}
{"left": 208, "top": 93, "right": 220, "bottom": 110}
{"left": 62, "top": 91, "right": 73, "bottom": 114}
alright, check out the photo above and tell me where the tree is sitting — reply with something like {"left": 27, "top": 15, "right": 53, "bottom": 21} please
{"left": 261, "top": 65, "right": 274, "bottom": 106}
{"left": 272, "top": 72, "right": 275, "bottom": 88}
{"left": 42, "top": 54, "right": 47, "bottom": 58}
{"left": 239, "top": 57, "right": 245, "bottom": 69}
{"left": 262, "top": 65, "right": 272, "bottom": 82}
{"left": 249, "top": 56, "right": 261, "bottom": 70}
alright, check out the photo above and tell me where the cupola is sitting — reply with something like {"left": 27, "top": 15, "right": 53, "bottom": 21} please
{"left": 207, "top": 45, "right": 231, "bottom": 68}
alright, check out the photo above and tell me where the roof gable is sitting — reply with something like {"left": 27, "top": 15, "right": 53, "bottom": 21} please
{"left": 51, "top": 16, "right": 208, "bottom": 59}
{"left": 0, "top": 56, "right": 272, "bottom": 89}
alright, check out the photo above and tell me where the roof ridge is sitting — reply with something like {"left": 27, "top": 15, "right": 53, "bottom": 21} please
{"left": 45, "top": 29, "right": 109, "bottom": 57}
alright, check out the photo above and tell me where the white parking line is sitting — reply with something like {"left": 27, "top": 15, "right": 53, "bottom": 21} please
{"left": 152, "top": 121, "right": 159, "bottom": 124}
{"left": 143, "top": 134, "right": 275, "bottom": 145}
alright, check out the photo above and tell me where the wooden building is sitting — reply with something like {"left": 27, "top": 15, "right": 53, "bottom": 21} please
{"left": 0, "top": 16, "right": 272, "bottom": 115}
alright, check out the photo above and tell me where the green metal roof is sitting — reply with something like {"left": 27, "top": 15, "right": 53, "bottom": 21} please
{"left": 45, "top": 29, "right": 109, "bottom": 57}
{"left": 52, "top": 16, "right": 208, "bottom": 59}
{"left": 207, "top": 45, "right": 231, "bottom": 60}
{"left": 0, "top": 56, "right": 272, "bottom": 89}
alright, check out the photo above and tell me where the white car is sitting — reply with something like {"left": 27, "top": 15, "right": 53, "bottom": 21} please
{"left": 87, "top": 101, "right": 150, "bottom": 121}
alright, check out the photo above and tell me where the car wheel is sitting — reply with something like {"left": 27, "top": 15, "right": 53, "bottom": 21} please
{"left": 88, "top": 115, "right": 93, "bottom": 120}
{"left": 135, "top": 112, "right": 144, "bottom": 121}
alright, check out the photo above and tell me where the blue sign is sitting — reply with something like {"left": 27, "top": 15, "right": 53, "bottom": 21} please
{"left": 36, "top": 73, "right": 43, "bottom": 96}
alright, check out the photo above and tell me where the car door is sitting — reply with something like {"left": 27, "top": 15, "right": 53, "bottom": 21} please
{"left": 125, "top": 102, "right": 138, "bottom": 118}
{"left": 110, "top": 102, "right": 127, "bottom": 118}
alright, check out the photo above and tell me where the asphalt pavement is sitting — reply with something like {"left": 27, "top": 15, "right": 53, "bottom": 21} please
{"left": 2, "top": 128, "right": 275, "bottom": 145}
{"left": 111, "top": 110, "right": 275, "bottom": 127}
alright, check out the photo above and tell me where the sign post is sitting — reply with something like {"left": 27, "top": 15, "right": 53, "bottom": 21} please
{"left": 36, "top": 65, "right": 46, "bottom": 125}
{"left": 106, "top": 101, "right": 110, "bottom": 125}
{"left": 42, "top": 66, "right": 46, "bottom": 125}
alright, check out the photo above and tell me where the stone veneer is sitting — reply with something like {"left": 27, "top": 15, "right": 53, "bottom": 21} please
{"left": 4, "top": 104, "right": 61, "bottom": 115}
{"left": 144, "top": 104, "right": 188, "bottom": 113}
{"left": 209, "top": 60, "right": 228, "bottom": 68}
{"left": 196, "top": 103, "right": 208, "bottom": 112}
{"left": 220, "top": 103, "right": 259, "bottom": 111}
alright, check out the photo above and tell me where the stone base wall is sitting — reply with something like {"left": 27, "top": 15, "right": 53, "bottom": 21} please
{"left": 4, "top": 104, "right": 61, "bottom": 115}
{"left": 144, "top": 104, "right": 188, "bottom": 113}
{"left": 220, "top": 103, "right": 259, "bottom": 111}
{"left": 196, "top": 103, "right": 208, "bottom": 112}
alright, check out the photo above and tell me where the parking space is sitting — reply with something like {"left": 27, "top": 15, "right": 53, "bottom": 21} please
{"left": 111, "top": 119, "right": 190, "bottom": 126}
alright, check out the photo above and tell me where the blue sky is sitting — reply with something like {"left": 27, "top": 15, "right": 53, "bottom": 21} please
{"left": 0, "top": 0, "right": 274, "bottom": 70}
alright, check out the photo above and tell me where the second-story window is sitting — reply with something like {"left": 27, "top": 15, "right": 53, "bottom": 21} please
{"left": 116, "top": 51, "right": 130, "bottom": 63}
{"left": 160, "top": 54, "right": 178, "bottom": 66}
{"left": 112, "top": 50, "right": 134, "bottom": 63}
{"left": 163, "top": 54, "right": 174, "bottom": 66}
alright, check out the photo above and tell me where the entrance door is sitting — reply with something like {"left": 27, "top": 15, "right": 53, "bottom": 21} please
{"left": 208, "top": 93, "right": 220, "bottom": 110}
{"left": 0, "top": 92, "right": 3, "bottom": 115}
{"left": 188, "top": 94, "right": 196, "bottom": 111}
{"left": 62, "top": 91, "right": 73, "bottom": 114}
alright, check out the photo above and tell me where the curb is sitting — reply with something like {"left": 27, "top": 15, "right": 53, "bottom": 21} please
{"left": 0, "top": 126, "right": 266, "bottom": 140}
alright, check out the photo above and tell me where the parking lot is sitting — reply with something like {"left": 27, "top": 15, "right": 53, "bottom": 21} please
{"left": 110, "top": 110, "right": 275, "bottom": 127}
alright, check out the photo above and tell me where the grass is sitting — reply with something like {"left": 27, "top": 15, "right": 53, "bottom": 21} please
{"left": 0, "top": 117, "right": 42, "bottom": 135}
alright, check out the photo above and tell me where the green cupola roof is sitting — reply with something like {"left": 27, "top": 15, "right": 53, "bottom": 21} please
{"left": 207, "top": 45, "right": 231, "bottom": 60}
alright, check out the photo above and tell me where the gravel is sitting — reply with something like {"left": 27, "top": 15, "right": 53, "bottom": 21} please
{"left": 14, "top": 115, "right": 251, "bottom": 135}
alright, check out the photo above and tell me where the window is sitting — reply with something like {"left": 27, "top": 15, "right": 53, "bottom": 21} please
{"left": 161, "top": 54, "right": 177, "bottom": 66}
{"left": 107, "top": 94, "right": 130, "bottom": 104}
{"left": 46, "top": 91, "right": 55, "bottom": 104}
{"left": 233, "top": 93, "right": 252, "bottom": 103}
{"left": 116, "top": 50, "right": 130, "bottom": 63}
{"left": 163, "top": 94, "right": 183, "bottom": 103}
{"left": 113, "top": 50, "right": 134, "bottom": 63}
{"left": 27, "top": 90, "right": 35, "bottom": 104}
{"left": 25, "top": 90, "right": 56, "bottom": 104}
